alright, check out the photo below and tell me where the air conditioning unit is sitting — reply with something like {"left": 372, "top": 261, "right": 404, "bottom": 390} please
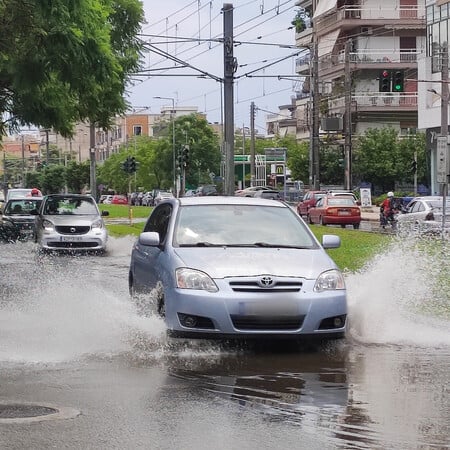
{"left": 361, "top": 26, "right": 373, "bottom": 35}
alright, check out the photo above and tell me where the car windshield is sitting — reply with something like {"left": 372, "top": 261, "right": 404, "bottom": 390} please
{"left": 5, "top": 199, "right": 42, "bottom": 215}
{"left": 44, "top": 197, "right": 98, "bottom": 215}
{"left": 174, "top": 204, "right": 317, "bottom": 248}
{"left": 327, "top": 198, "right": 356, "bottom": 206}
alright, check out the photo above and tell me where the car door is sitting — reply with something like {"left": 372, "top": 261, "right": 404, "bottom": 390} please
{"left": 132, "top": 203, "right": 174, "bottom": 292}
{"left": 309, "top": 197, "right": 324, "bottom": 224}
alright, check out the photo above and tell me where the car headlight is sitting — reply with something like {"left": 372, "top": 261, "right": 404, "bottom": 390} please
{"left": 92, "top": 219, "right": 103, "bottom": 229}
{"left": 314, "top": 269, "right": 345, "bottom": 292}
{"left": 42, "top": 219, "right": 55, "bottom": 231}
{"left": 176, "top": 268, "right": 218, "bottom": 292}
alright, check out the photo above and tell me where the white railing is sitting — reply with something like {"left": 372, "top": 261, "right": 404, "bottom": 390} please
{"left": 317, "top": 6, "right": 425, "bottom": 28}
{"left": 329, "top": 93, "right": 418, "bottom": 111}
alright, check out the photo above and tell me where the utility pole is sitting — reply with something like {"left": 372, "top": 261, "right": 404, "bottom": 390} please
{"left": 344, "top": 39, "right": 352, "bottom": 191}
{"left": 89, "top": 123, "right": 97, "bottom": 201}
{"left": 311, "top": 34, "right": 320, "bottom": 190}
{"left": 441, "top": 43, "right": 448, "bottom": 235}
{"left": 223, "top": 3, "right": 235, "bottom": 195}
{"left": 250, "top": 101, "right": 256, "bottom": 186}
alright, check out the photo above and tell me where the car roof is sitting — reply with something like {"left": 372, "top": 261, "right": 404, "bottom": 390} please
{"left": 174, "top": 196, "right": 288, "bottom": 207}
{"left": 44, "top": 194, "right": 94, "bottom": 199}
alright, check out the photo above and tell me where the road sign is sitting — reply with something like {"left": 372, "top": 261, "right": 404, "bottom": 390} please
{"left": 437, "top": 136, "right": 448, "bottom": 184}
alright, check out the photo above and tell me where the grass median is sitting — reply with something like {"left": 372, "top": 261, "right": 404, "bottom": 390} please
{"left": 100, "top": 203, "right": 390, "bottom": 273}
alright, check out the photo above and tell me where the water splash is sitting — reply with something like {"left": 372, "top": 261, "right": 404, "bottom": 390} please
{"left": 346, "top": 239, "right": 450, "bottom": 348}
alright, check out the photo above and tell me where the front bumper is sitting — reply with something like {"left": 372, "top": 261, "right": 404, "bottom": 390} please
{"left": 38, "top": 229, "right": 108, "bottom": 251}
{"left": 163, "top": 278, "right": 347, "bottom": 340}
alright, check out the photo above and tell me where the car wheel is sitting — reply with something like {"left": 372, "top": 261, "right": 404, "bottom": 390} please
{"left": 307, "top": 214, "right": 313, "bottom": 224}
{"left": 319, "top": 216, "right": 325, "bottom": 226}
{"left": 155, "top": 283, "right": 165, "bottom": 318}
{"left": 353, "top": 223, "right": 360, "bottom": 230}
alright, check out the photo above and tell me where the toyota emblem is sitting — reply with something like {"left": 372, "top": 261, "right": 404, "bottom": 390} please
{"left": 259, "top": 276, "right": 274, "bottom": 287}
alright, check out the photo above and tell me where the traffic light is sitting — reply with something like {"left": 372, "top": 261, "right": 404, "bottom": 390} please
{"left": 379, "top": 70, "right": 391, "bottom": 92}
{"left": 182, "top": 145, "right": 190, "bottom": 167}
{"left": 121, "top": 157, "right": 130, "bottom": 173}
{"left": 129, "top": 157, "right": 137, "bottom": 173}
{"left": 411, "top": 159, "right": 417, "bottom": 174}
{"left": 392, "top": 70, "right": 404, "bottom": 92}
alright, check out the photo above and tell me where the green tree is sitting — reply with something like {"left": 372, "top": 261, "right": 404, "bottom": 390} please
{"left": 175, "top": 115, "right": 221, "bottom": 187}
{"left": 0, "top": 0, "right": 145, "bottom": 137}
{"left": 352, "top": 127, "right": 400, "bottom": 192}
{"left": 40, "top": 165, "right": 66, "bottom": 194}
{"left": 65, "top": 161, "right": 90, "bottom": 193}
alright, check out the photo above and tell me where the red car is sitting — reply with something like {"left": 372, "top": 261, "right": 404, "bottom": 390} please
{"left": 296, "top": 190, "right": 327, "bottom": 219}
{"left": 111, "top": 194, "right": 128, "bottom": 205}
{"left": 308, "top": 195, "right": 361, "bottom": 229}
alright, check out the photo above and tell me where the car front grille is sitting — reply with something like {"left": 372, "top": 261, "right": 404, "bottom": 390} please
{"left": 228, "top": 280, "right": 302, "bottom": 293}
{"left": 48, "top": 241, "right": 98, "bottom": 248}
{"left": 230, "top": 314, "right": 305, "bottom": 330}
{"left": 55, "top": 226, "right": 90, "bottom": 235}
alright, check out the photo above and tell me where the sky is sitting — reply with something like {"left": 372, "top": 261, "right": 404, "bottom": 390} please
{"left": 126, "top": 0, "right": 306, "bottom": 134}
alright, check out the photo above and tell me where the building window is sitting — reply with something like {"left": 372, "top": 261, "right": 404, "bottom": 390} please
{"left": 133, "top": 125, "right": 142, "bottom": 136}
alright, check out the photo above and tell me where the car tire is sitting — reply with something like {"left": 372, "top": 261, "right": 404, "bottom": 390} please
{"left": 155, "top": 283, "right": 165, "bottom": 318}
{"left": 319, "top": 216, "right": 325, "bottom": 226}
{"left": 353, "top": 223, "right": 360, "bottom": 230}
{"left": 307, "top": 214, "right": 313, "bottom": 224}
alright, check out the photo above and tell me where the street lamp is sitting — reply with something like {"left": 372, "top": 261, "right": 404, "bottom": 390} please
{"left": 154, "top": 96, "right": 176, "bottom": 197}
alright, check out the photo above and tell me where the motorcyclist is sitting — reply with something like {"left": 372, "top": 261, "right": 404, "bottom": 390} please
{"left": 380, "top": 191, "right": 397, "bottom": 228}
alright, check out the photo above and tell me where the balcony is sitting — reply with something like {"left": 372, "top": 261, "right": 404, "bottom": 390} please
{"left": 295, "top": 53, "right": 311, "bottom": 75}
{"left": 315, "top": 5, "right": 425, "bottom": 34}
{"left": 328, "top": 93, "right": 418, "bottom": 115}
{"left": 317, "top": 49, "right": 420, "bottom": 77}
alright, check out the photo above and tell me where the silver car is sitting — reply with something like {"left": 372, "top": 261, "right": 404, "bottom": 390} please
{"left": 397, "top": 196, "right": 450, "bottom": 236}
{"left": 35, "top": 194, "right": 109, "bottom": 253}
{"left": 128, "top": 196, "right": 347, "bottom": 340}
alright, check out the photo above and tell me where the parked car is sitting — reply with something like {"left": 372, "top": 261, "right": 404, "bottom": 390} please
{"left": 154, "top": 191, "right": 174, "bottom": 205}
{"left": 308, "top": 195, "right": 361, "bottom": 229}
{"left": 111, "top": 194, "right": 128, "bottom": 205}
{"left": 128, "top": 196, "right": 347, "bottom": 341}
{"left": 195, "top": 185, "right": 218, "bottom": 196}
{"left": 235, "top": 186, "right": 272, "bottom": 197}
{"left": 34, "top": 194, "right": 109, "bottom": 253}
{"left": 141, "top": 191, "right": 155, "bottom": 206}
{"left": 1, "top": 197, "right": 43, "bottom": 240}
{"left": 253, "top": 189, "right": 282, "bottom": 200}
{"left": 296, "top": 190, "right": 327, "bottom": 219}
{"left": 6, "top": 188, "right": 42, "bottom": 202}
{"left": 396, "top": 196, "right": 450, "bottom": 236}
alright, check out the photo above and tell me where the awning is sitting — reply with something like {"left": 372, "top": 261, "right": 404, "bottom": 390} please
{"left": 318, "top": 29, "right": 340, "bottom": 57}
{"left": 313, "top": 0, "right": 338, "bottom": 20}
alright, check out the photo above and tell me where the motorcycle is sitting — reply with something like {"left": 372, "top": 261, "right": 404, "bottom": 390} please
{"left": 379, "top": 208, "right": 400, "bottom": 231}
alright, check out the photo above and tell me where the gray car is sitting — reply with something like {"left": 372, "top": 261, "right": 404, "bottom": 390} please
{"left": 397, "top": 195, "right": 450, "bottom": 236}
{"left": 128, "top": 196, "right": 347, "bottom": 340}
{"left": 35, "top": 194, "right": 109, "bottom": 253}
{"left": 1, "top": 198, "right": 43, "bottom": 240}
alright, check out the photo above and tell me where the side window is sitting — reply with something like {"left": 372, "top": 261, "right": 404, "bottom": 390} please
{"left": 316, "top": 198, "right": 323, "bottom": 207}
{"left": 410, "top": 202, "right": 421, "bottom": 213}
{"left": 144, "top": 204, "right": 172, "bottom": 242}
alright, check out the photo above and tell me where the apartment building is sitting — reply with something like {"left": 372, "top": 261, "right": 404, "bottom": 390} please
{"left": 294, "top": 0, "right": 426, "bottom": 141}
{"left": 418, "top": 0, "right": 450, "bottom": 195}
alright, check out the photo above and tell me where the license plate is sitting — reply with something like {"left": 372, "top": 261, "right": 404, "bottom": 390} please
{"left": 239, "top": 301, "right": 298, "bottom": 316}
{"left": 338, "top": 211, "right": 350, "bottom": 216}
{"left": 60, "top": 236, "right": 83, "bottom": 242}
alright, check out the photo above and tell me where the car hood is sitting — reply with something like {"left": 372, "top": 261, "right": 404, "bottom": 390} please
{"left": 172, "top": 247, "right": 337, "bottom": 279}
{"left": 42, "top": 214, "right": 100, "bottom": 225}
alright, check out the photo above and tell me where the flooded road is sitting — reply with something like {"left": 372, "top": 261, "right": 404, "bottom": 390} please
{"left": 0, "top": 238, "right": 449, "bottom": 449}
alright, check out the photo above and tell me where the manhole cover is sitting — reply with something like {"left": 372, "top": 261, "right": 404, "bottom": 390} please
{"left": 0, "top": 404, "right": 57, "bottom": 418}
{"left": 0, "top": 402, "right": 80, "bottom": 424}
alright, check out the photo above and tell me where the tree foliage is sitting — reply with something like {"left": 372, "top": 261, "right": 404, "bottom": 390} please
{"left": 352, "top": 127, "right": 427, "bottom": 192}
{"left": 0, "top": 0, "right": 145, "bottom": 137}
